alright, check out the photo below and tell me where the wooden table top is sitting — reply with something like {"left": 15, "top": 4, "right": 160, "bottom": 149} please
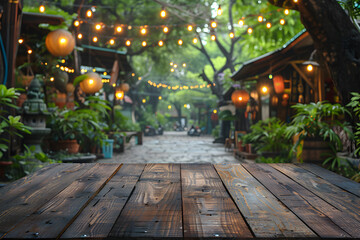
{"left": 0, "top": 163, "right": 359, "bottom": 239}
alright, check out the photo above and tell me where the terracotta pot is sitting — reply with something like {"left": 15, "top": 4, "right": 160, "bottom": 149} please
{"left": 51, "top": 140, "right": 80, "bottom": 154}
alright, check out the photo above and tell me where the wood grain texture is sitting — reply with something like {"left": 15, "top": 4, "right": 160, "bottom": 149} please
{"left": 61, "top": 164, "right": 145, "bottom": 239}
{"left": 214, "top": 163, "right": 316, "bottom": 238}
{"left": 0, "top": 163, "right": 95, "bottom": 238}
{"left": 108, "top": 164, "right": 183, "bottom": 239}
{"left": 298, "top": 163, "right": 360, "bottom": 197}
{"left": 4, "top": 163, "right": 122, "bottom": 239}
{"left": 243, "top": 163, "right": 351, "bottom": 238}
{"left": 181, "top": 164, "right": 253, "bottom": 239}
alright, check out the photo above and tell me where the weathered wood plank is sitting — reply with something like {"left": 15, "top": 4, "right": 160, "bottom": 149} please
{"left": 271, "top": 164, "right": 360, "bottom": 225}
{"left": 181, "top": 164, "right": 253, "bottom": 239}
{"left": 214, "top": 163, "right": 316, "bottom": 238}
{"left": 60, "top": 164, "right": 145, "bottom": 239}
{"left": 298, "top": 163, "right": 360, "bottom": 197}
{"left": 243, "top": 163, "right": 351, "bottom": 238}
{"left": 108, "top": 163, "right": 183, "bottom": 239}
{"left": 4, "top": 163, "right": 122, "bottom": 239}
{"left": 0, "top": 163, "right": 95, "bottom": 238}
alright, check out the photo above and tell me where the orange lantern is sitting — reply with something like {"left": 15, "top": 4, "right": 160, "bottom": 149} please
{"left": 79, "top": 73, "right": 103, "bottom": 94}
{"left": 273, "top": 75, "right": 285, "bottom": 94}
{"left": 45, "top": 29, "right": 75, "bottom": 57}
{"left": 231, "top": 89, "right": 250, "bottom": 108}
{"left": 120, "top": 83, "right": 130, "bottom": 93}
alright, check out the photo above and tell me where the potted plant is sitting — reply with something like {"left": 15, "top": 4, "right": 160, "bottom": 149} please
{"left": 285, "top": 101, "right": 353, "bottom": 163}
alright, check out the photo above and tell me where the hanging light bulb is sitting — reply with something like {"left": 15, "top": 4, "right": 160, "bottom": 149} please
{"left": 140, "top": 28, "right": 147, "bottom": 35}
{"left": 182, "top": 63, "right": 186, "bottom": 67}
{"left": 187, "top": 25, "right": 193, "bottom": 31}
{"left": 192, "top": 37, "right": 198, "bottom": 44}
{"left": 158, "top": 40, "right": 164, "bottom": 47}
{"left": 86, "top": 9, "right": 93, "bottom": 18}
{"left": 163, "top": 26, "right": 169, "bottom": 33}
{"left": 178, "top": 39, "right": 183, "bottom": 45}
{"left": 125, "top": 40, "right": 131, "bottom": 46}
{"left": 128, "top": 25, "right": 132, "bottom": 30}
{"left": 266, "top": 22, "right": 272, "bottom": 28}
{"left": 306, "top": 64, "right": 314, "bottom": 72}
{"left": 217, "top": 5, "right": 223, "bottom": 16}
{"left": 170, "top": 62, "right": 174, "bottom": 66}
{"left": 77, "top": 33, "right": 83, "bottom": 39}
{"left": 39, "top": 3, "right": 45, "bottom": 13}
{"left": 229, "top": 32, "right": 235, "bottom": 39}
{"left": 238, "top": 19, "right": 244, "bottom": 27}
{"left": 258, "top": 16, "right": 263, "bottom": 22}
{"left": 280, "top": 19, "right": 286, "bottom": 25}
{"left": 284, "top": 9, "right": 290, "bottom": 15}
{"left": 174, "top": 64, "right": 178, "bottom": 68}
{"left": 18, "top": 38, "right": 24, "bottom": 44}
{"left": 160, "top": 8, "right": 167, "bottom": 18}
{"left": 27, "top": 49, "right": 32, "bottom": 55}
{"left": 95, "top": 24, "right": 102, "bottom": 30}
{"left": 116, "top": 26, "right": 122, "bottom": 33}
{"left": 210, "top": 21, "right": 217, "bottom": 28}
{"left": 109, "top": 39, "right": 115, "bottom": 45}
{"left": 74, "top": 20, "right": 80, "bottom": 27}
{"left": 170, "top": 68, "right": 175, "bottom": 72}
{"left": 211, "top": 35, "right": 216, "bottom": 41}
{"left": 158, "top": 96, "right": 162, "bottom": 100}
{"left": 92, "top": 36, "right": 98, "bottom": 42}
{"left": 142, "top": 41, "right": 147, "bottom": 47}
{"left": 247, "top": 27, "right": 253, "bottom": 34}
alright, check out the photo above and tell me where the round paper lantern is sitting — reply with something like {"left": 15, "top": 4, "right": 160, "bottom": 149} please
{"left": 45, "top": 29, "right": 75, "bottom": 57}
{"left": 273, "top": 75, "right": 285, "bottom": 94}
{"left": 120, "top": 83, "right": 130, "bottom": 93}
{"left": 231, "top": 89, "right": 250, "bottom": 108}
{"left": 79, "top": 73, "right": 103, "bottom": 94}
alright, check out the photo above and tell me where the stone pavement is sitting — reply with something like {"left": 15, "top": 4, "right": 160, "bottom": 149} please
{"left": 98, "top": 131, "right": 241, "bottom": 164}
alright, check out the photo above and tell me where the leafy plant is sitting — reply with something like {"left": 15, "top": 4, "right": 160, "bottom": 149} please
{"left": 346, "top": 92, "right": 360, "bottom": 156}
{"left": 285, "top": 102, "right": 353, "bottom": 155}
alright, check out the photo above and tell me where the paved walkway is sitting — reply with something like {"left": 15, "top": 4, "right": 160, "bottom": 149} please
{"left": 98, "top": 131, "right": 240, "bottom": 164}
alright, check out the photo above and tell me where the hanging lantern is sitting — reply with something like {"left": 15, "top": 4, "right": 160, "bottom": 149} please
{"left": 231, "top": 89, "right": 250, "bottom": 108}
{"left": 115, "top": 87, "right": 124, "bottom": 100}
{"left": 45, "top": 29, "right": 75, "bottom": 57}
{"left": 271, "top": 95, "right": 279, "bottom": 106}
{"left": 273, "top": 75, "right": 285, "bottom": 94}
{"left": 79, "top": 72, "right": 103, "bottom": 94}
{"left": 120, "top": 83, "right": 130, "bottom": 93}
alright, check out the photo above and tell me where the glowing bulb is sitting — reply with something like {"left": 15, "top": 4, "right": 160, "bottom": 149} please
{"left": 238, "top": 96, "right": 243, "bottom": 101}
{"left": 229, "top": 32, "right": 234, "bottom": 38}
{"left": 211, "top": 35, "right": 216, "bottom": 41}
{"left": 187, "top": 25, "right": 193, "bottom": 31}
{"left": 217, "top": 5, "right": 223, "bottom": 16}
{"left": 39, "top": 4, "right": 45, "bottom": 13}
{"left": 192, "top": 37, "right": 198, "bottom": 44}
{"left": 168, "top": 105, "right": 172, "bottom": 109}
{"left": 284, "top": 9, "right": 290, "bottom": 15}
{"left": 170, "top": 62, "right": 173, "bottom": 66}
{"left": 27, "top": 49, "right": 32, "bottom": 54}
{"left": 77, "top": 33, "right": 83, "bottom": 39}
{"left": 86, "top": 10, "right": 92, "bottom": 18}
{"left": 142, "top": 99, "right": 146, "bottom": 103}
{"left": 92, "top": 68, "right": 96, "bottom": 72}
{"left": 261, "top": 86, "right": 268, "bottom": 94}
{"left": 211, "top": 21, "right": 217, "bottom": 28}
{"left": 170, "top": 68, "right": 175, "bottom": 72}
{"left": 160, "top": 9, "right": 166, "bottom": 18}
{"left": 138, "top": 77, "right": 142, "bottom": 80}
{"left": 125, "top": 40, "right": 131, "bottom": 46}
{"left": 140, "top": 28, "right": 147, "bottom": 35}
{"left": 178, "top": 39, "right": 183, "bottom": 45}
{"left": 61, "top": 59, "right": 65, "bottom": 63}
{"left": 174, "top": 64, "right": 178, "bottom": 68}
{"left": 116, "top": 26, "right": 122, "bottom": 33}
{"left": 109, "top": 39, "right": 115, "bottom": 45}
{"left": 159, "top": 96, "right": 162, "bottom": 100}
{"left": 89, "top": 79, "right": 94, "bottom": 85}
{"left": 213, "top": 109, "right": 217, "bottom": 114}
{"left": 74, "top": 20, "right": 80, "bottom": 27}
{"left": 92, "top": 36, "right": 98, "bottom": 42}
{"left": 116, "top": 91, "right": 124, "bottom": 100}
{"left": 163, "top": 26, "right": 169, "bottom": 33}
{"left": 59, "top": 38, "right": 67, "bottom": 44}
{"left": 247, "top": 28, "right": 253, "bottom": 34}
{"left": 95, "top": 24, "right": 101, "bottom": 30}
{"left": 258, "top": 16, "right": 263, "bottom": 22}
{"left": 128, "top": 25, "right": 132, "bottom": 30}
{"left": 182, "top": 63, "right": 186, "bottom": 67}
{"left": 293, "top": 0, "right": 298, "bottom": 2}
{"left": 269, "top": 74, "right": 273, "bottom": 79}
{"left": 50, "top": 77, "right": 54, "bottom": 82}
{"left": 307, "top": 64, "right": 314, "bottom": 72}
{"left": 18, "top": 38, "right": 24, "bottom": 44}
{"left": 238, "top": 19, "right": 244, "bottom": 27}
{"left": 142, "top": 41, "right": 147, "bottom": 47}
{"left": 158, "top": 40, "right": 164, "bottom": 46}
{"left": 280, "top": 19, "right": 286, "bottom": 25}
{"left": 266, "top": 22, "right": 272, "bottom": 28}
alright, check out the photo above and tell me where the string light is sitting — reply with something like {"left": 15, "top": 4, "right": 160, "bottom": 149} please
{"left": 217, "top": 5, "right": 223, "bottom": 16}
{"left": 142, "top": 41, "right": 147, "bottom": 47}
{"left": 284, "top": 9, "right": 290, "bottom": 15}
{"left": 258, "top": 16, "right": 263, "bottom": 22}
{"left": 50, "top": 77, "right": 54, "bottom": 82}
{"left": 27, "top": 49, "right": 32, "bottom": 54}
{"left": 116, "top": 26, "right": 122, "bottom": 33}
{"left": 174, "top": 64, "right": 178, "bottom": 68}
{"left": 192, "top": 37, "right": 198, "bottom": 44}
{"left": 170, "top": 62, "right": 173, "bottom": 66}
{"left": 178, "top": 39, "right": 183, "bottom": 45}
{"left": 210, "top": 35, "right": 216, "bottom": 41}
{"left": 306, "top": 64, "right": 314, "bottom": 72}
{"left": 77, "top": 33, "right": 83, "bottom": 39}
{"left": 229, "top": 32, "right": 235, "bottom": 38}
{"left": 159, "top": 96, "right": 162, "bottom": 100}
{"left": 293, "top": 0, "right": 298, "bottom": 2}
{"left": 39, "top": 4, "right": 45, "bottom": 13}
{"left": 247, "top": 27, "right": 253, "bottom": 34}
{"left": 86, "top": 9, "right": 93, "bottom": 18}
{"left": 140, "top": 27, "right": 147, "bottom": 35}
{"left": 238, "top": 19, "right": 244, "bottom": 27}
{"left": 187, "top": 25, "right": 193, "bottom": 31}
{"left": 92, "top": 36, "right": 98, "bottom": 42}
{"left": 128, "top": 25, "right": 132, "bottom": 30}
{"left": 95, "top": 23, "right": 102, "bottom": 30}
{"left": 142, "top": 99, "right": 146, "bottom": 103}
{"left": 74, "top": 20, "right": 80, "bottom": 27}
{"left": 266, "top": 22, "right": 272, "bottom": 28}
{"left": 158, "top": 40, "right": 164, "bottom": 46}
{"left": 210, "top": 21, "right": 217, "bottom": 28}
{"left": 261, "top": 86, "right": 268, "bottom": 94}
{"left": 280, "top": 19, "right": 286, "bottom": 25}
{"left": 163, "top": 26, "right": 169, "bottom": 33}
{"left": 170, "top": 68, "right": 175, "bottom": 72}
{"left": 125, "top": 40, "right": 131, "bottom": 46}
{"left": 109, "top": 39, "right": 115, "bottom": 45}
{"left": 160, "top": 8, "right": 167, "bottom": 18}
{"left": 18, "top": 38, "right": 24, "bottom": 44}
{"left": 182, "top": 63, "right": 186, "bottom": 67}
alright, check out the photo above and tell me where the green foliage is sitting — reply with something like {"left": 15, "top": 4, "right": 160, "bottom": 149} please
{"left": 256, "top": 155, "right": 292, "bottom": 163}
{"left": 242, "top": 117, "right": 292, "bottom": 161}
{"left": 111, "top": 110, "right": 140, "bottom": 132}
{"left": 218, "top": 110, "right": 236, "bottom": 121}
{"left": 0, "top": 85, "right": 31, "bottom": 160}
{"left": 285, "top": 102, "right": 353, "bottom": 154}
{"left": 346, "top": 92, "right": 360, "bottom": 156}
{"left": 212, "top": 125, "right": 220, "bottom": 138}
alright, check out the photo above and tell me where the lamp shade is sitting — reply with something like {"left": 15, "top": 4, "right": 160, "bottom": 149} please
{"left": 120, "top": 83, "right": 130, "bottom": 93}
{"left": 79, "top": 73, "right": 103, "bottom": 94}
{"left": 45, "top": 29, "right": 75, "bottom": 57}
{"left": 273, "top": 75, "right": 285, "bottom": 94}
{"left": 231, "top": 89, "right": 250, "bottom": 108}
